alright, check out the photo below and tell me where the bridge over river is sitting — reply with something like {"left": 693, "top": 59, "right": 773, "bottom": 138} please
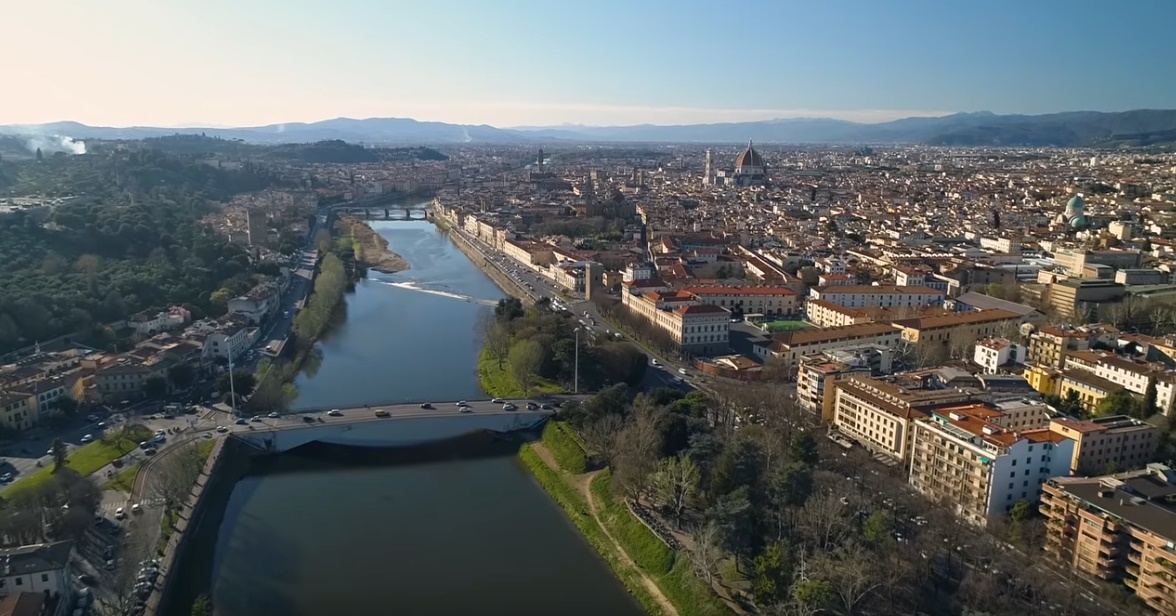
{"left": 230, "top": 398, "right": 561, "bottom": 453}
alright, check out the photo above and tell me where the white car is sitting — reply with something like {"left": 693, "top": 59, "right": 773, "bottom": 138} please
{"left": 131, "top": 503, "right": 142, "bottom": 514}
{"left": 327, "top": 409, "right": 343, "bottom": 417}
{"left": 114, "top": 508, "right": 125, "bottom": 520}
{"left": 80, "top": 434, "right": 93, "bottom": 444}
{"left": 491, "top": 398, "right": 504, "bottom": 404}
{"left": 215, "top": 426, "right": 229, "bottom": 433}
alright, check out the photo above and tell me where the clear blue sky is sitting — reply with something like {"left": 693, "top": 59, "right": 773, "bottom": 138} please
{"left": 6, "top": 0, "right": 1175, "bottom": 127}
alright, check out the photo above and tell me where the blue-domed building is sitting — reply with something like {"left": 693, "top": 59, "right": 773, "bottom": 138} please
{"left": 1058, "top": 194, "right": 1089, "bottom": 231}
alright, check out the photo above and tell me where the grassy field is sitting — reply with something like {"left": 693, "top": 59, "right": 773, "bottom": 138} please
{"left": 477, "top": 349, "right": 563, "bottom": 398}
{"left": 102, "top": 463, "right": 142, "bottom": 493}
{"left": 4, "top": 424, "right": 154, "bottom": 497}
{"left": 541, "top": 421, "right": 589, "bottom": 473}
{"left": 763, "top": 320, "right": 811, "bottom": 333}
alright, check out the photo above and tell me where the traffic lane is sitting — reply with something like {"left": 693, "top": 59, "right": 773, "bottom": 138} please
{"left": 224, "top": 402, "right": 554, "bottom": 432}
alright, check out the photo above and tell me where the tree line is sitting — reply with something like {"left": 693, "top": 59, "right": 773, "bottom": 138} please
{"left": 0, "top": 147, "right": 283, "bottom": 354}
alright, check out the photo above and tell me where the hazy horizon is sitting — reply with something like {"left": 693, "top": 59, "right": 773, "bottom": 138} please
{"left": 6, "top": 0, "right": 1174, "bottom": 128}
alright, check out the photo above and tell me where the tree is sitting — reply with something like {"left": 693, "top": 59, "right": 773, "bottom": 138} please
{"left": 581, "top": 413, "right": 625, "bottom": 466}
{"left": 55, "top": 396, "right": 79, "bottom": 416}
{"left": 168, "top": 363, "right": 196, "bottom": 390}
{"left": 790, "top": 579, "right": 833, "bottom": 616}
{"left": 787, "top": 432, "right": 819, "bottom": 466}
{"left": 190, "top": 594, "right": 213, "bottom": 616}
{"left": 712, "top": 438, "right": 766, "bottom": 499}
{"left": 216, "top": 369, "right": 256, "bottom": 398}
{"left": 143, "top": 375, "right": 169, "bottom": 399}
{"left": 611, "top": 399, "right": 663, "bottom": 500}
{"left": 649, "top": 455, "right": 700, "bottom": 529}
{"left": 708, "top": 486, "right": 756, "bottom": 568}
{"left": 811, "top": 544, "right": 884, "bottom": 616}
{"left": 752, "top": 541, "right": 796, "bottom": 605}
{"left": 51, "top": 438, "right": 68, "bottom": 472}
{"left": 479, "top": 310, "right": 512, "bottom": 369}
{"left": 508, "top": 339, "right": 544, "bottom": 397}
{"left": 494, "top": 297, "right": 525, "bottom": 321}
{"left": 862, "top": 510, "right": 891, "bottom": 545}
{"left": 1145, "top": 380, "right": 1159, "bottom": 417}
{"left": 1095, "top": 389, "right": 1142, "bottom": 418}
{"left": 689, "top": 523, "right": 725, "bottom": 587}
{"left": 151, "top": 441, "right": 206, "bottom": 510}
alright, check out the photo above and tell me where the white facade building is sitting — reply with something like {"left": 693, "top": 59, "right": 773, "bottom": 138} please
{"left": 973, "top": 337, "right": 1027, "bottom": 374}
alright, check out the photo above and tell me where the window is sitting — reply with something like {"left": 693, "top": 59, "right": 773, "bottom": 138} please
{"left": 14, "top": 578, "right": 21, "bottom": 586}
{"left": 40, "top": 574, "right": 48, "bottom": 582}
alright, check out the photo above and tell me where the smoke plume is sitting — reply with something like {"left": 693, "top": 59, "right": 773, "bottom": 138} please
{"left": 25, "top": 135, "right": 87, "bottom": 155}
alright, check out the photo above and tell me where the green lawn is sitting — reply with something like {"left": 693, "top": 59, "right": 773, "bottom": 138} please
{"left": 477, "top": 349, "right": 563, "bottom": 398}
{"left": 4, "top": 425, "right": 153, "bottom": 497}
{"left": 763, "top": 320, "right": 811, "bottom": 333}
{"left": 102, "top": 463, "right": 142, "bottom": 493}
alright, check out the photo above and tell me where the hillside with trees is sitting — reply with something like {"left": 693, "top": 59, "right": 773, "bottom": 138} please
{"left": 0, "top": 148, "right": 282, "bottom": 353}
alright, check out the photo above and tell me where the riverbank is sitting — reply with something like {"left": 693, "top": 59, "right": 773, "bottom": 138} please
{"left": 444, "top": 227, "right": 535, "bottom": 306}
{"left": 335, "top": 215, "right": 410, "bottom": 274}
{"left": 520, "top": 427, "right": 734, "bottom": 616}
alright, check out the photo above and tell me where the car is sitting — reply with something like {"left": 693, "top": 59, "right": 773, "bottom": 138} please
{"left": 112, "top": 458, "right": 124, "bottom": 468}
{"left": 115, "top": 508, "right": 126, "bottom": 520}
{"left": 373, "top": 409, "right": 389, "bottom": 417}
{"left": 419, "top": 403, "right": 433, "bottom": 409}
{"left": 491, "top": 398, "right": 504, "bottom": 404}
{"left": 80, "top": 434, "right": 93, "bottom": 444}
{"left": 139, "top": 441, "right": 151, "bottom": 450}
{"left": 302, "top": 416, "right": 315, "bottom": 423}
{"left": 250, "top": 415, "right": 262, "bottom": 422}
{"left": 541, "top": 403, "right": 553, "bottom": 410}
{"left": 456, "top": 401, "right": 467, "bottom": 406}
{"left": 235, "top": 418, "right": 248, "bottom": 425}
{"left": 458, "top": 406, "right": 472, "bottom": 413}
{"left": 650, "top": 359, "right": 660, "bottom": 366}
{"left": 98, "top": 421, "right": 107, "bottom": 428}
{"left": 267, "top": 411, "right": 280, "bottom": 418}
{"left": 0, "top": 473, "right": 11, "bottom": 482}
{"left": 45, "top": 448, "right": 54, "bottom": 456}
{"left": 215, "top": 426, "right": 229, "bottom": 433}
{"left": 502, "top": 403, "right": 517, "bottom": 411}
{"left": 105, "top": 559, "right": 116, "bottom": 571}
{"left": 327, "top": 409, "right": 343, "bottom": 417}
{"left": 131, "top": 503, "right": 142, "bottom": 514}
{"left": 78, "top": 573, "right": 97, "bottom": 586}
{"left": 144, "top": 448, "right": 157, "bottom": 456}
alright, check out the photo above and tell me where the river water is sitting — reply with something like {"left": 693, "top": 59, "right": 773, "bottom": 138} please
{"left": 169, "top": 209, "right": 644, "bottom": 616}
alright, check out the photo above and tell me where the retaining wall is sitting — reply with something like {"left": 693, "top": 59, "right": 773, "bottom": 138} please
{"left": 444, "top": 228, "right": 536, "bottom": 306}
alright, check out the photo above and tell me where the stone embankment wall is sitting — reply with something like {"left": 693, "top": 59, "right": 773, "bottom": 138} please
{"left": 444, "top": 227, "right": 535, "bottom": 306}
{"left": 148, "top": 437, "right": 254, "bottom": 616}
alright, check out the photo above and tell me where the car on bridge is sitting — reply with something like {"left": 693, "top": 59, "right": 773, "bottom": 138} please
{"left": 373, "top": 409, "right": 390, "bottom": 417}
{"left": 328, "top": 409, "right": 343, "bottom": 417}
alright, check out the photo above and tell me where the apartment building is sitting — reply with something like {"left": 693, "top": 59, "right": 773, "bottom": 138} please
{"left": 227, "top": 283, "right": 280, "bottom": 325}
{"left": 830, "top": 375, "right": 981, "bottom": 463}
{"left": 0, "top": 541, "right": 74, "bottom": 614}
{"left": 0, "top": 391, "right": 35, "bottom": 432}
{"left": 683, "top": 286, "right": 799, "bottom": 317}
{"left": 1049, "top": 415, "right": 1160, "bottom": 475}
{"left": 753, "top": 323, "right": 903, "bottom": 376}
{"left": 1028, "top": 325, "right": 1097, "bottom": 369}
{"left": 1042, "top": 465, "right": 1176, "bottom": 613}
{"left": 1064, "top": 351, "right": 1169, "bottom": 412}
{"left": 808, "top": 285, "right": 945, "bottom": 309}
{"left": 973, "top": 337, "right": 1027, "bottom": 374}
{"left": 796, "top": 352, "right": 876, "bottom": 420}
{"left": 909, "top": 403, "right": 1073, "bottom": 526}
{"left": 1052, "top": 248, "right": 1143, "bottom": 276}
{"left": 1047, "top": 279, "right": 1126, "bottom": 321}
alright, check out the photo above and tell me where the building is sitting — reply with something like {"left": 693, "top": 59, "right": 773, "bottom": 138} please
{"left": 0, "top": 392, "right": 34, "bottom": 432}
{"left": 753, "top": 323, "right": 903, "bottom": 376}
{"left": 708, "top": 141, "right": 768, "bottom": 187}
{"left": 908, "top": 404, "right": 1073, "bottom": 526}
{"left": 1052, "top": 247, "right": 1141, "bottom": 276}
{"left": 795, "top": 346, "right": 888, "bottom": 420}
{"left": 246, "top": 208, "right": 267, "bottom": 247}
{"left": 1047, "top": 279, "right": 1126, "bottom": 322}
{"left": 0, "top": 541, "right": 74, "bottom": 615}
{"left": 949, "top": 291, "right": 1044, "bottom": 323}
{"left": 893, "top": 309, "right": 1022, "bottom": 363}
{"left": 808, "top": 285, "right": 944, "bottom": 310}
{"left": 1041, "top": 465, "right": 1176, "bottom": 612}
{"left": 127, "top": 306, "right": 191, "bottom": 338}
{"left": 973, "top": 337, "right": 1027, "bottom": 374}
{"left": 226, "top": 283, "right": 280, "bottom": 325}
{"left": 622, "top": 290, "right": 731, "bottom": 356}
{"left": 683, "top": 286, "right": 798, "bottom": 318}
{"left": 830, "top": 375, "right": 982, "bottom": 463}
{"left": 1049, "top": 415, "right": 1160, "bottom": 475}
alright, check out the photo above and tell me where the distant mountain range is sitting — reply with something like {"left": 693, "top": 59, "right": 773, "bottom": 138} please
{"left": 3, "top": 109, "right": 1176, "bottom": 147}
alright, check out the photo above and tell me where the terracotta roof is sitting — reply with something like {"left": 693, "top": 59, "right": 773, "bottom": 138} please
{"left": 894, "top": 309, "right": 1021, "bottom": 331}
{"left": 813, "top": 285, "right": 944, "bottom": 295}
{"left": 684, "top": 286, "right": 796, "bottom": 296}
{"left": 676, "top": 304, "right": 728, "bottom": 315}
{"left": 774, "top": 322, "right": 901, "bottom": 348}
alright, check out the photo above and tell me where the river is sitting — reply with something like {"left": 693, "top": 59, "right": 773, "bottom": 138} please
{"left": 167, "top": 209, "right": 644, "bottom": 616}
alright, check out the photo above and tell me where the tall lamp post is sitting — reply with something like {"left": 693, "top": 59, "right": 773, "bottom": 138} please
{"left": 227, "top": 336, "right": 238, "bottom": 417}
{"left": 574, "top": 326, "right": 581, "bottom": 394}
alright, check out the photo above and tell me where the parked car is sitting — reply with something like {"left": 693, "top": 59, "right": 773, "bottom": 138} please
{"left": 115, "top": 508, "right": 125, "bottom": 520}
{"left": 80, "top": 434, "right": 93, "bottom": 444}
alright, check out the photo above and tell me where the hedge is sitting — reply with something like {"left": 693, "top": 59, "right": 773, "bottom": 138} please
{"left": 541, "top": 421, "right": 588, "bottom": 473}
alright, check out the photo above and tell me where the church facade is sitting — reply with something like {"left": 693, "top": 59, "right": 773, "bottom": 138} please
{"left": 703, "top": 141, "right": 768, "bottom": 187}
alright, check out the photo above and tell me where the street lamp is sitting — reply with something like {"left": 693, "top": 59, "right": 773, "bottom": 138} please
{"left": 226, "top": 336, "right": 238, "bottom": 417}
{"left": 574, "top": 326, "right": 581, "bottom": 394}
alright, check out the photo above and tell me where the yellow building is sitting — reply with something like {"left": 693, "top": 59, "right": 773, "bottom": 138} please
{"left": 1058, "top": 369, "right": 1122, "bottom": 414}
{"left": 1023, "top": 363, "right": 1063, "bottom": 396}
{"left": 1028, "top": 325, "right": 1093, "bottom": 369}
{"left": 0, "top": 391, "right": 36, "bottom": 431}
{"left": 893, "top": 309, "right": 1022, "bottom": 363}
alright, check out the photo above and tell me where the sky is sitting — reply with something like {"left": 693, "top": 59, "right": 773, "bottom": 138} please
{"left": 4, "top": 0, "right": 1175, "bottom": 128}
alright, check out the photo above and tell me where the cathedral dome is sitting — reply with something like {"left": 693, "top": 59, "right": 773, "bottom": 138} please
{"left": 735, "top": 141, "right": 764, "bottom": 171}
